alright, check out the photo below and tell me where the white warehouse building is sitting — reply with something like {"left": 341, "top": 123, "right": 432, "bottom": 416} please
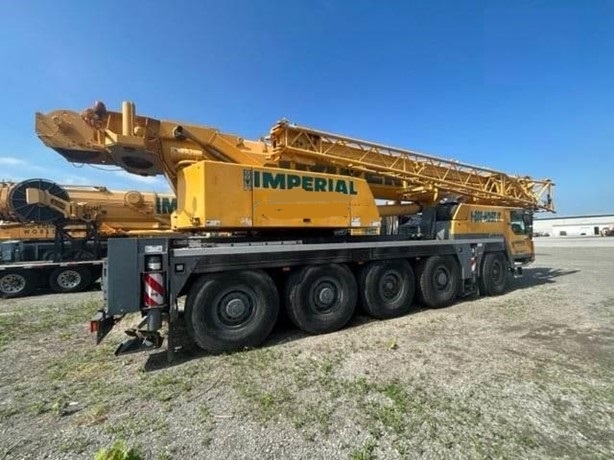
{"left": 533, "top": 214, "right": 614, "bottom": 237}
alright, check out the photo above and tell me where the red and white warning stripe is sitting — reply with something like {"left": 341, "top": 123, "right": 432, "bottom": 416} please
{"left": 470, "top": 247, "right": 477, "bottom": 274}
{"left": 143, "top": 273, "right": 165, "bottom": 308}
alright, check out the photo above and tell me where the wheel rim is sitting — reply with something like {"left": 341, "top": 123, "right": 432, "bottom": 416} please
{"left": 491, "top": 260, "right": 504, "bottom": 284}
{"left": 0, "top": 274, "right": 26, "bottom": 294}
{"left": 433, "top": 265, "right": 450, "bottom": 291}
{"left": 42, "top": 251, "right": 60, "bottom": 261}
{"left": 379, "top": 270, "right": 404, "bottom": 302}
{"left": 56, "top": 270, "right": 82, "bottom": 289}
{"left": 69, "top": 250, "right": 95, "bottom": 261}
{"left": 309, "top": 277, "right": 342, "bottom": 313}
{"left": 214, "top": 289, "right": 256, "bottom": 328}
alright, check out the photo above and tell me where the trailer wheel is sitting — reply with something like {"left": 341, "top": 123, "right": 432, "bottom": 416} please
{"left": 285, "top": 264, "right": 357, "bottom": 334}
{"left": 0, "top": 270, "right": 38, "bottom": 298}
{"left": 416, "top": 255, "right": 460, "bottom": 308}
{"left": 186, "top": 270, "right": 279, "bottom": 353}
{"left": 49, "top": 266, "right": 93, "bottom": 293}
{"left": 359, "top": 259, "right": 416, "bottom": 319}
{"left": 41, "top": 250, "right": 60, "bottom": 262}
{"left": 479, "top": 252, "right": 508, "bottom": 296}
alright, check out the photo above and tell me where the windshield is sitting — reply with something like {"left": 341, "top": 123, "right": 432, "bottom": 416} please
{"left": 510, "top": 210, "right": 532, "bottom": 235}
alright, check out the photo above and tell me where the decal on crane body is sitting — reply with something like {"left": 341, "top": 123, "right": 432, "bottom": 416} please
{"left": 248, "top": 170, "right": 358, "bottom": 195}
{"left": 470, "top": 210, "right": 502, "bottom": 223}
{"left": 155, "top": 197, "right": 177, "bottom": 215}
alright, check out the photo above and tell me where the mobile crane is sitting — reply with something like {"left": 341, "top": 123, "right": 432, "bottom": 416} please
{"left": 0, "top": 178, "right": 175, "bottom": 297}
{"left": 36, "top": 101, "right": 554, "bottom": 358}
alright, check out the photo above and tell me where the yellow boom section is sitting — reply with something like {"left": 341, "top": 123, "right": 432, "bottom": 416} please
{"left": 0, "top": 179, "right": 175, "bottom": 236}
{"left": 35, "top": 102, "right": 269, "bottom": 194}
{"left": 269, "top": 121, "right": 554, "bottom": 211}
{"left": 35, "top": 101, "right": 554, "bottom": 230}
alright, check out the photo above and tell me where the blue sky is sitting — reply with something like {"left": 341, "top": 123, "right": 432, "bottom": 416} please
{"left": 0, "top": 0, "right": 612, "bottom": 215}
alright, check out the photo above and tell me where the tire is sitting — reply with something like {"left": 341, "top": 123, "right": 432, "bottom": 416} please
{"left": 186, "top": 270, "right": 279, "bottom": 353}
{"left": 0, "top": 270, "right": 38, "bottom": 298}
{"left": 66, "top": 250, "right": 96, "bottom": 261}
{"left": 478, "top": 252, "right": 508, "bottom": 296}
{"left": 416, "top": 255, "right": 460, "bottom": 308}
{"left": 49, "top": 266, "right": 93, "bottom": 293}
{"left": 284, "top": 264, "right": 357, "bottom": 334}
{"left": 41, "top": 250, "right": 61, "bottom": 262}
{"left": 359, "top": 259, "right": 416, "bottom": 319}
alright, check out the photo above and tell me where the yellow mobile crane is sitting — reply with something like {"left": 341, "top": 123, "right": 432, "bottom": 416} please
{"left": 0, "top": 178, "right": 175, "bottom": 297}
{"left": 36, "top": 101, "right": 554, "bottom": 358}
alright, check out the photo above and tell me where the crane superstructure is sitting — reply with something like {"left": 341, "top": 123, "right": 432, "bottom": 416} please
{"left": 35, "top": 102, "right": 552, "bottom": 226}
{"left": 34, "top": 101, "right": 555, "bottom": 360}
{"left": 0, "top": 179, "right": 175, "bottom": 236}
{"left": 0, "top": 178, "right": 175, "bottom": 298}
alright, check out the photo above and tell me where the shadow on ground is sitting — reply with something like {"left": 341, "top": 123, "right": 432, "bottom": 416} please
{"left": 142, "top": 310, "right": 394, "bottom": 372}
{"left": 509, "top": 267, "right": 578, "bottom": 291}
{"left": 143, "top": 266, "right": 578, "bottom": 371}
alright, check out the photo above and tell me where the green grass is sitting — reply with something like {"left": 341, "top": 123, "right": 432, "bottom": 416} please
{"left": 104, "top": 415, "right": 169, "bottom": 439}
{"left": 198, "top": 403, "right": 215, "bottom": 447}
{"left": 218, "top": 344, "right": 611, "bottom": 458}
{"left": 94, "top": 441, "right": 142, "bottom": 460}
{"left": 226, "top": 348, "right": 345, "bottom": 435}
{"left": 135, "top": 370, "right": 194, "bottom": 402}
{"left": 349, "top": 438, "right": 377, "bottom": 460}
{"left": 0, "top": 299, "right": 102, "bottom": 349}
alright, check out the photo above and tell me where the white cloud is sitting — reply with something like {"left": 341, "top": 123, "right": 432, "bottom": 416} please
{"left": 59, "top": 175, "right": 92, "bottom": 186}
{"left": 0, "top": 157, "right": 27, "bottom": 166}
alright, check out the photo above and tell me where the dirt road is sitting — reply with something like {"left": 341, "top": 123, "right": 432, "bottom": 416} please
{"left": 1, "top": 241, "right": 613, "bottom": 459}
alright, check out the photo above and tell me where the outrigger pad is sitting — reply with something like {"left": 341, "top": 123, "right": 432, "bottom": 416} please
{"left": 114, "top": 331, "right": 164, "bottom": 356}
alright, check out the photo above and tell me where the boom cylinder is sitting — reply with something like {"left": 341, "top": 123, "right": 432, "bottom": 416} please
{"left": 122, "top": 101, "right": 135, "bottom": 136}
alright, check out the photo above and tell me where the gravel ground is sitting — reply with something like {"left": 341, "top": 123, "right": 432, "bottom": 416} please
{"left": 0, "top": 240, "right": 613, "bottom": 460}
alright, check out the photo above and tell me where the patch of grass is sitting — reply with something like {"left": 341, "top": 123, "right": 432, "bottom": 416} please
{"left": 136, "top": 370, "right": 194, "bottom": 402}
{"left": 523, "top": 361, "right": 614, "bottom": 456}
{"left": 30, "top": 399, "right": 51, "bottom": 415}
{"left": 75, "top": 403, "right": 110, "bottom": 426}
{"left": 367, "top": 381, "right": 411, "bottom": 434}
{"left": 58, "top": 436, "right": 89, "bottom": 454}
{"left": 198, "top": 403, "right": 215, "bottom": 447}
{"left": 48, "top": 349, "right": 106, "bottom": 381}
{"left": 0, "top": 299, "right": 102, "bottom": 349}
{"left": 104, "top": 415, "right": 169, "bottom": 438}
{"left": 349, "top": 438, "right": 377, "bottom": 460}
{"left": 0, "top": 404, "right": 20, "bottom": 421}
{"left": 227, "top": 348, "right": 345, "bottom": 435}
{"left": 94, "top": 440, "right": 142, "bottom": 460}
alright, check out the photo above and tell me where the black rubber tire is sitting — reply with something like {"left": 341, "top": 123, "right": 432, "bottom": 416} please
{"left": 284, "top": 264, "right": 357, "bottom": 334}
{"left": 49, "top": 266, "right": 93, "bottom": 293}
{"left": 41, "top": 250, "right": 60, "bottom": 262}
{"left": 416, "top": 255, "right": 460, "bottom": 308}
{"left": 186, "top": 270, "right": 279, "bottom": 353}
{"left": 478, "top": 252, "right": 508, "bottom": 296}
{"left": 0, "top": 270, "right": 38, "bottom": 298}
{"left": 359, "top": 259, "right": 416, "bottom": 319}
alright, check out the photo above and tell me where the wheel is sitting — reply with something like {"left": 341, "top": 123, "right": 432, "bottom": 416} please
{"left": 41, "top": 250, "right": 61, "bottom": 262}
{"left": 186, "top": 270, "right": 279, "bottom": 353}
{"left": 49, "top": 266, "right": 93, "bottom": 293}
{"left": 416, "top": 255, "right": 460, "bottom": 308}
{"left": 284, "top": 264, "right": 357, "bottom": 334}
{"left": 66, "top": 250, "right": 96, "bottom": 261}
{"left": 0, "top": 270, "right": 38, "bottom": 298}
{"left": 478, "top": 252, "right": 508, "bottom": 296}
{"left": 359, "top": 259, "right": 416, "bottom": 319}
